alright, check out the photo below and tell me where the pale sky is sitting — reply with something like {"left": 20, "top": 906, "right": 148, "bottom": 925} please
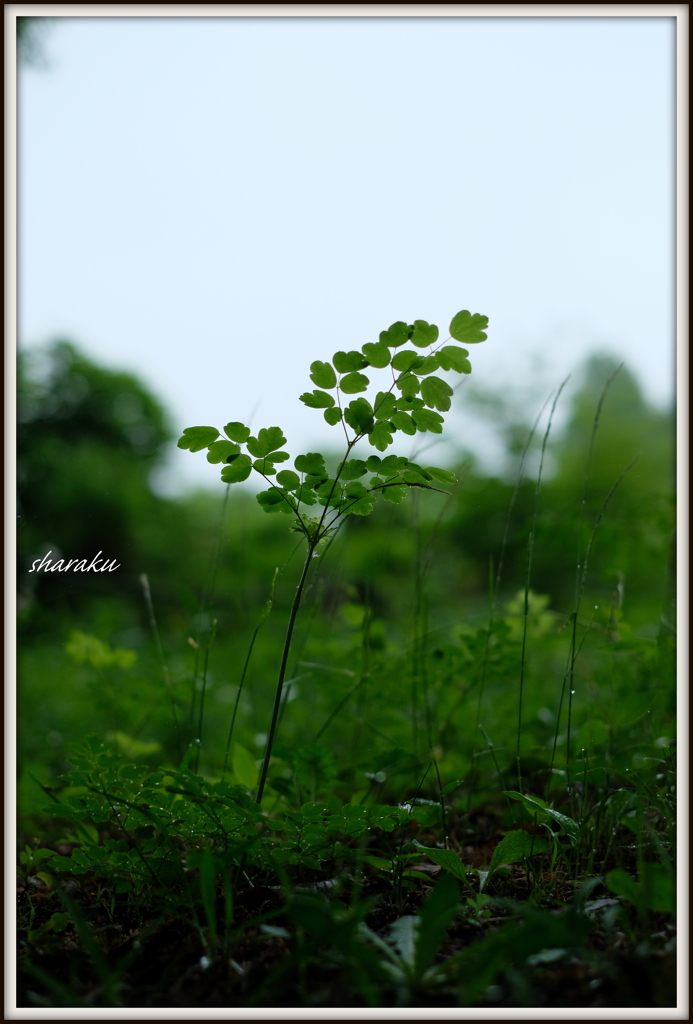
{"left": 18, "top": 15, "right": 675, "bottom": 491}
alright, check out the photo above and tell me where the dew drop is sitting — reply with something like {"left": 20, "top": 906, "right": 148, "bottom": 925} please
{"left": 571, "top": 690, "right": 576, "bottom": 694}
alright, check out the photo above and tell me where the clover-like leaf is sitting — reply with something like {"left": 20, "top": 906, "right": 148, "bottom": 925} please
{"left": 333, "top": 350, "right": 369, "bottom": 373}
{"left": 412, "top": 408, "right": 444, "bottom": 433}
{"left": 206, "top": 439, "right": 240, "bottom": 464}
{"left": 396, "top": 372, "right": 420, "bottom": 400}
{"left": 368, "top": 420, "right": 394, "bottom": 451}
{"left": 390, "top": 411, "right": 416, "bottom": 435}
{"left": 220, "top": 454, "right": 253, "bottom": 483}
{"left": 310, "top": 360, "right": 337, "bottom": 389}
{"left": 391, "top": 350, "right": 421, "bottom": 373}
{"left": 449, "top": 310, "right": 488, "bottom": 344}
{"left": 338, "top": 459, "right": 368, "bottom": 481}
{"left": 344, "top": 397, "right": 374, "bottom": 435}
{"left": 380, "top": 455, "right": 408, "bottom": 475}
{"left": 177, "top": 426, "right": 220, "bottom": 452}
{"left": 421, "top": 376, "right": 453, "bottom": 412}
{"left": 410, "top": 320, "right": 439, "bottom": 348}
{"left": 380, "top": 484, "right": 408, "bottom": 504}
{"left": 379, "top": 321, "right": 412, "bottom": 348}
{"left": 339, "top": 371, "right": 370, "bottom": 394}
{"left": 373, "top": 391, "right": 397, "bottom": 421}
{"left": 257, "top": 487, "right": 295, "bottom": 515}
{"left": 320, "top": 407, "right": 340, "bottom": 426}
{"left": 342, "top": 481, "right": 377, "bottom": 516}
{"left": 295, "top": 453, "right": 327, "bottom": 476}
{"left": 276, "top": 469, "right": 301, "bottom": 490}
{"left": 300, "top": 390, "right": 335, "bottom": 409}
{"left": 315, "top": 478, "right": 342, "bottom": 508}
{"left": 224, "top": 421, "right": 251, "bottom": 443}
{"left": 246, "top": 426, "right": 287, "bottom": 458}
{"left": 395, "top": 396, "right": 425, "bottom": 411}
{"left": 253, "top": 458, "right": 278, "bottom": 475}
{"left": 362, "top": 342, "right": 391, "bottom": 368}
{"left": 413, "top": 354, "right": 440, "bottom": 376}
{"left": 437, "top": 345, "right": 471, "bottom": 373}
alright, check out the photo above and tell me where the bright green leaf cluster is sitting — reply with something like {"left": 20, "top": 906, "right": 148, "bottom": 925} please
{"left": 177, "top": 308, "right": 488, "bottom": 546}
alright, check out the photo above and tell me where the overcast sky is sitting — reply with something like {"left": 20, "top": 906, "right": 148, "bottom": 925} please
{"left": 18, "top": 14, "right": 675, "bottom": 491}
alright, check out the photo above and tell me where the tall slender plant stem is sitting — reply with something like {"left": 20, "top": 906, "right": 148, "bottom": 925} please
{"left": 255, "top": 543, "right": 316, "bottom": 804}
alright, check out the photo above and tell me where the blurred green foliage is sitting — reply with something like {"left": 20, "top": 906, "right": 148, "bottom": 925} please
{"left": 17, "top": 341, "right": 675, "bottom": 812}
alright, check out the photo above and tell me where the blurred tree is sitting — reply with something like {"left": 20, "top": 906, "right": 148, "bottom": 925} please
{"left": 17, "top": 16, "right": 52, "bottom": 68}
{"left": 18, "top": 341, "right": 174, "bottom": 614}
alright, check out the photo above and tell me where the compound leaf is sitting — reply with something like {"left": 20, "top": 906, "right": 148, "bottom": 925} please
{"left": 177, "top": 426, "right": 220, "bottom": 452}
{"left": 379, "top": 321, "right": 412, "bottom": 348}
{"left": 310, "top": 360, "right": 337, "bottom": 389}
{"left": 373, "top": 391, "right": 397, "bottom": 420}
{"left": 276, "top": 469, "right": 301, "bottom": 490}
{"left": 295, "top": 453, "right": 327, "bottom": 476}
{"left": 340, "top": 371, "right": 370, "bottom": 394}
{"left": 449, "top": 310, "right": 488, "bottom": 344}
{"left": 437, "top": 345, "right": 471, "bottom": 373}
{"left": 362, "top": 342, "right": 391, "bottom": 368}
{"left": 390, "top": 411, "right": 416, "bottom": 435}
{"left": 224, "top": 421, "right": 251, "bottom": 443}
{"left": 300, "top": 389, "right": 335, "bottom": 409}
{"left": 396, "top": 373, "right": 420, "bottom": 400}
{"left": 412, "top": 408, "right": 444, "bottom": 433}
{"left": 324, "top": 407, "right": 342, "bottom": 426}
{"left": 207, "top": 439, "right": 240, "bottom": 464}
{"left": 220, "top": 454, "right": 252, "bottom": 483}
{"left": 338, "top": 459, "right": 368, "bottom": 481}
{"left": 421, "top": 376, "right": 453, "bottom": 412}
{"left": 333, "top": 350, "right": 369, "bottom": 373}
{"left": 391, "top": 350, "right": 421, "bottom": 373}
{"left": 344, "top": 397, "right": 374, "bottom": 435}
{"left": 410, "top": 320, "right": 439, "bottom": 348}
{"left": 369, "top": 420, "right": 394, "bottom": 451}
{"left": 247, "top": 426, "right": 287, "bottom": 458}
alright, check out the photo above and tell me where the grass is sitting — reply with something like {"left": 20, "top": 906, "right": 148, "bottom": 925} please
{"left": 15, "top": 369, "right": 677, "bottom": 1010}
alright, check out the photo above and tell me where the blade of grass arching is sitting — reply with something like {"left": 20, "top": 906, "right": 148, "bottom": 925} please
{"left": 516, "top": 378, "right": 569, "bottom": 794}
{"left": 140, "top": 573, "right": 182, "bottom": 759}
{"left": 222, "top": 568, "right": 279, "bottom": 779}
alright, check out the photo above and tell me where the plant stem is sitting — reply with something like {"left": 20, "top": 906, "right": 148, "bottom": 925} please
{"left": 255, "top": 543, "right": 316, "bottom": 804}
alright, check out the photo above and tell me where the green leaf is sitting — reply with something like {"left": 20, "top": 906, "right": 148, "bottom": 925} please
{"left": 607, "top": 864, "right": 675, "bottom": 915}
{"left": 268, "top": 451, "right": 290, "bottom": 463}
{"left": 232, "top": 743, "right": 259, "bottom": 790}
{"left": 276, "top": 469, "right": 301, "bottom": 490}
{"left": 410, "top": 320, "right": 439, "bottom": 348}
{"left": 437, "top": 345, "right": 471, "bottom": 373}
{"left": 369, "top": 421, "right": 394, "bottom": 451}
{"left": 220, "top": 454, "right": 252, "bottom": 483}
{"left": 605, "top": 868, "right": 640, "bottom": 905}
{"left": 340, "top": 371, "right": 370, "bottom": 394}
{"left": 415, "top": 874, "right": 461, "bottom": 977}
{"left": 390, "top": 411, "right": 416, "bottom": 435}
{"left": 392, "top": 350, "right": 421, "bottom": 373}
{"left": 412, "top": 408, "right": 444, "bottom": 433}
{"left": 488, "top": 830, "right": 550, "bottom": 877}
{"left": 207, "top": 439, "right": 241, "bottom": 464}
{"left": 310, "top": 360, "right": 337, "bottom": 389}
{"left": 323, "top": 407, "right": 342, "bottom": 426}
{"left": 224, "top": 421, "right": 251, "bottom": 443}
{"left": 413, "top": 354, "right": 440, "bottom": 376}
{"left": 373, "top": 391, "right": 397, "bottom": 420}
{"left": 426, "top": 466, "right": 456, "bottom": 484}
{"left": 342, "top": 482, "right": 377, "bottom": 516}
{"left": 295, "top": 453, "right": 327, "bottom": 476}
{"left": 246, "top": 426, "right": 287, "bottom": 458}
{"left": 381, "top": 455, "right": 408, "bottom": 474}
{"left": 380, "top": 484, "right": 407, "bottom": 503}
{"left": 421, "top": 375, "right": 454, "bottom": 412}
{"left": 338, "top": 459, "right": 368, "bottom": 481}
{"left": 413, "top": 841, "right": 469, "bottom": 885}
{"left": 504, "top": 792, "right": 580, "bottom": 846}
{"left": 396, "top": 372, "right": 420, "bottom": 400}
{"left": 449, "top": 310, "right": 488, "bottom": 344}
{"left": 379, "top": 321, "right": 412, "bottom": 348}
{"left": 333, "top": 350, "right": 369, "bottom": 373}
{"left": 440, "top": 779, "right": 464, "bottom": 797}
{"left": 177, "top": 426, "right": 220, "bottom": 452}
{"left": 395, "top": 396, "right": 425, "bottom": 411}
{"left": 256, "top": 487, "right": 294, "bottom": 514}
{"left": 315, "top": 479, "right": 342, "bottom": 508}
{"left": 344, "top": 397, "right": 374, "bottom": 435}
{"left": 300, "top": 389, "right": 335, "bottom": 409}
{"left": 362, "top": 342, "right": 391, "bottom": 368}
